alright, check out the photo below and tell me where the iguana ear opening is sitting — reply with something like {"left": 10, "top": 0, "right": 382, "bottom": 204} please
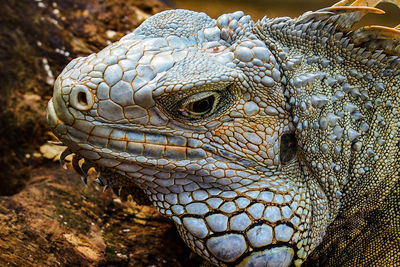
{"left": 280, "top": 133, "right": 297, "bottom": 165}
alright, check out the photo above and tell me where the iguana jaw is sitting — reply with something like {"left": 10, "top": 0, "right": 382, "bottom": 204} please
{"left": 48, "top": 85, "right": 320, "bottom": 266}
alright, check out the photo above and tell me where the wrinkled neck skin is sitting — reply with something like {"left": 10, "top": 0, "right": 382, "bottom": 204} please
{"left": 256, "top": 8, "right": 400, "bottom": 263}
{"left": 46, "top": 10, "right": 337, "bottom": 266}
{"left": 111, "top": 149, "right": 320, "bottom": 266}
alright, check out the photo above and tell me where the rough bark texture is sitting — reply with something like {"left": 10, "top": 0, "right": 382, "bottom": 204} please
{"left": 0, "top": 0, "right": 203, "bottom": 265}
{"left": 0, "top": 165, "right": 203, "bottom": 266}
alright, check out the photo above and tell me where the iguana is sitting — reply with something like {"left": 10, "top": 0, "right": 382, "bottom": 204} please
{"left": 46, "top": 0, "right": 400, "bottom": 265}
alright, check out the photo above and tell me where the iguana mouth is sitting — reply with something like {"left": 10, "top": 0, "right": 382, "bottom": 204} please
{"left": 48, "top": 86, "right": 278, "bottom": 171}
{"left": 48, "top": 97, "right": 208, "bottom": 164}
{"left": 47, "top": 77, "right": 211, "bottom": 164}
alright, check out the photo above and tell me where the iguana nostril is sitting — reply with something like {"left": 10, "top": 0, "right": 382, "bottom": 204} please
{"left": 78, "top": 91, "right": 88, "bottom": 105}
{"left": 70, "top": 85, "right": 94, "bottom": 111}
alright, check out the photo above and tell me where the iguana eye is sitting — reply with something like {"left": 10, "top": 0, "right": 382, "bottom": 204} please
{"left": 179, "top": 92, "right": 220, "bottom": 118}
{"left": 156, "top": 85, "right": 235, "bottom": 123}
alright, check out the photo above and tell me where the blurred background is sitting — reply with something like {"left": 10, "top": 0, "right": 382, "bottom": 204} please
{"left": 175, "top": 0, "right": 337, "bottom": 18}
{"left": 174, "top": 0, "right": 399, "bottom": 25}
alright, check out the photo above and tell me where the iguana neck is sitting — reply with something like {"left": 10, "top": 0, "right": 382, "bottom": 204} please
{"left": 255, "top": 15, "right": 400, "bottom": 222}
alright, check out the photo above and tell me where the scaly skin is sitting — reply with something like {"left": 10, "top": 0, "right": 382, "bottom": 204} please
{"left": 47, "top": 1, "right": 400, "bottom": 266}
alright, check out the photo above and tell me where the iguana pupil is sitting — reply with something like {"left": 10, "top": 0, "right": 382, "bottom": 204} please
{"left": 188, "top": 95, "right": 214, "bottom": 114}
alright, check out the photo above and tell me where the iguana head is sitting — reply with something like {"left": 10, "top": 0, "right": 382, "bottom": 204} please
{"left": 47, "top": 9, "right": 330, "bottom": 266}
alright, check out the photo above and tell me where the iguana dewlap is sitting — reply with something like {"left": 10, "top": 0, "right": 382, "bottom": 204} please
{"left": 46, "top": 0, "right": 400, "bottom": 266}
